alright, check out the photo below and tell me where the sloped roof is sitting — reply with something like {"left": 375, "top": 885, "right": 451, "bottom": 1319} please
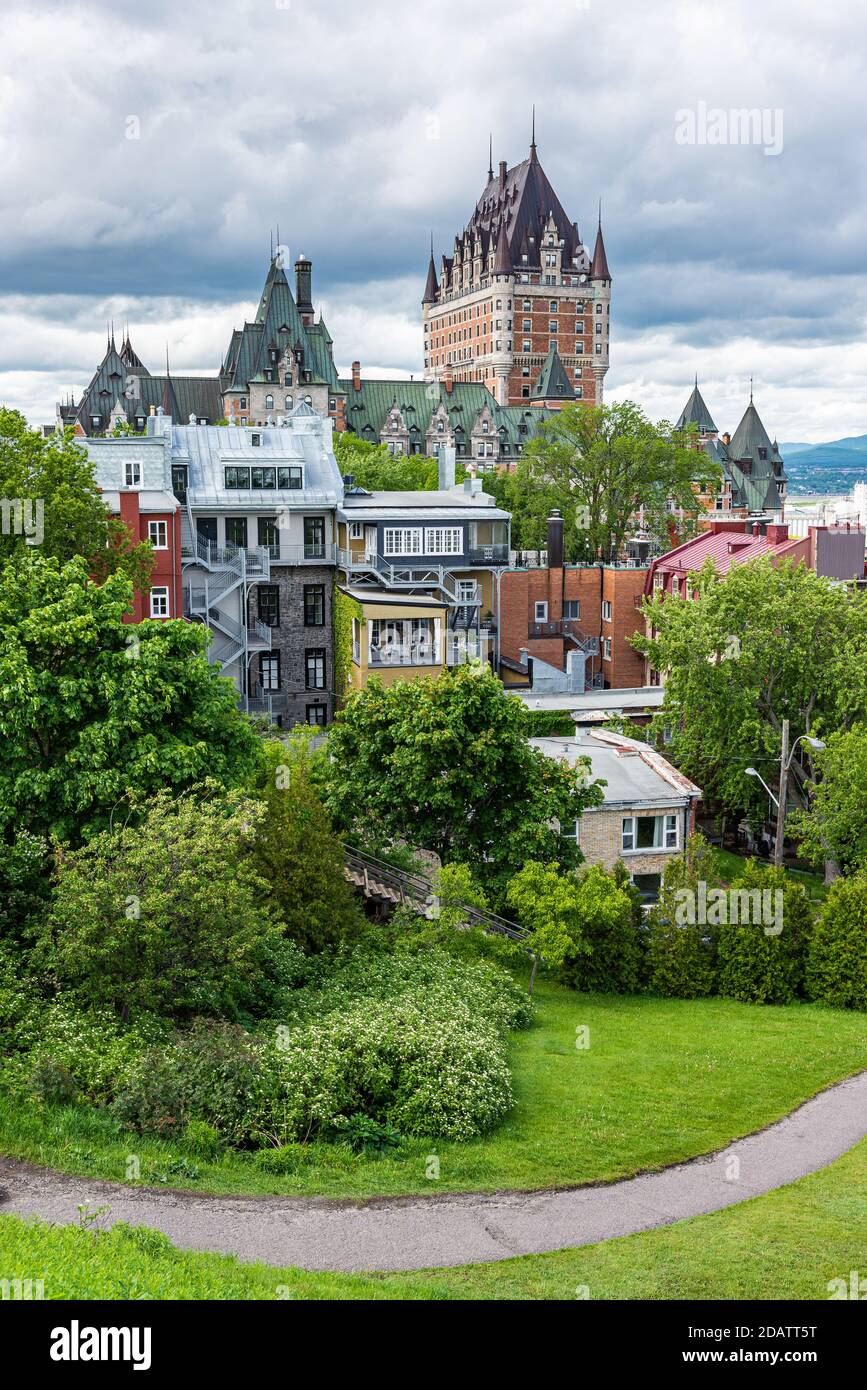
{"left": 590, "top": 223, "right": 611, "bottom": 280}
{"left": 447, "top": 146, "right": 585, "bottom": 275}
{"left": 337, "top": 376, "right": 554, "bottom": 452}
{"left": 531, "top": 346, "right": 575, "bottom": 401}
{"left": 676, "top": 383, "right": 717, "bottom": 434}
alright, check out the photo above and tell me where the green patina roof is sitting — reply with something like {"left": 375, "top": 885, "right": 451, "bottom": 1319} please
{"left": 337, "top": 376, "right": 553, "bottom": 452}
{"left": 531, "top": 346, "right": 575, "bottom": 401}
{"left": 676, "top": 383, "right": 717, "bottom": 434}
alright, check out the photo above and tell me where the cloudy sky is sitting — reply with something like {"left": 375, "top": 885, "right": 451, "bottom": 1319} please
{"left": 2, "top": 0, "right": 866, "bottom": 441}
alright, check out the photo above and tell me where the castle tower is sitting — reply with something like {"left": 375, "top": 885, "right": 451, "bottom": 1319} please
{"left": 422, "top": 128, "right": 610, "bottom": 407}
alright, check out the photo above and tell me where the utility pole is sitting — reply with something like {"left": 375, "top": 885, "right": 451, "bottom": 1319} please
{"left": 774, "top": 719, "right": 789, "bottom": 869}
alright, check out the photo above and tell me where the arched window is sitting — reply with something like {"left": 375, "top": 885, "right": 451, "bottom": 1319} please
{"left": 285, "top": 394, "right": 293, "bottom": 410}
{"left": 265, "top": 394, "right": 274, "bottom": 409}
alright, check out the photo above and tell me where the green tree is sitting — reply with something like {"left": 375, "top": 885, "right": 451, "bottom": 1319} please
{"left": 0, "top": 409, "right": 151, "bottom": 588}
{"left": 646, "top": 835, "right": 719, "bottom": 998}
{"left": 506, "top": 861, "right": 641, "bottom": 992}
{"left": 248, "top": 739, "right": 363, "bottom": 953}
{"left": 334, "top": 432, "right": 438, "bottom": 491}
{"left": 0, "top": 553, "right": 259, "bottom": 841}
{"left": 513, "top": 401, "right": 720, "bottom": 560}
{"left": 806, "top": 874, "right": 867, "bottom": 1011}
{"left": 716, "top": 861, "right": 813, "bottom": 1004}
{"left": 324, "top": 665, "right": 603, "bottom": 900}
{"left": 636, "top": 558, "right": 867, "bottom": 823}
{"left": 789, "top": 727, "right": 867, "bottom": 875}
{"left": 0, "top": 832, "right": 51, "bottom": 942}
{"left": 41, "top": 789, "right": 288, "bottom": 1020}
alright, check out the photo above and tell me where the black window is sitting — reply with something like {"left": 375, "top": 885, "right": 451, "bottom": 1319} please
{"left": 251, "top": 467, "right": 276, "bottom": 489}
{"left": 277, "top": 467, "right": 302, "bottom": 489}
{"left": 306, "top": 704, "right": 327, "bottom": 727}
{"left": 305, "top": 648, "right": 325, "bottom": 689}
{"left": 304, "top": 584, "right": 325, "bottom": 626}
{"left": 171, "top": 464, "right": 188, "bottom": 501}
{"left": 257, "top": 586, "right": 280, "bottom": 628}
{"left": 224, "top": 466, "right": 251, "bottom": 489}
{"left": 258, "top": 652, "right": 280, "bottom": 691}
{"left": 225, "top": 517, "right": 248, "bottom": 548}
{"left": 304, "top": 516, "right": 326, "bottom": 559}
{"left": 257, "top": 518, "right": 279, "bottom": 555}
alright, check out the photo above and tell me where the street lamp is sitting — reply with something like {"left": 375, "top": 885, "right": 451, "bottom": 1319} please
{"left": 746, "top": 726, "right": 827, "bottom": 868}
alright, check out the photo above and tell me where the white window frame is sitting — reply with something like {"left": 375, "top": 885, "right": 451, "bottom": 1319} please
{"left": 383, "top": 527, "right": 423, "bottom": 556}
{"left": 603, "top": 637, "right": 612, "bottom": 660}
{"left": 124, "top": 462, "right": 141, "bottom": 487}
{"left": 534, "top": 600, "right": 548, "bottom": 622}
{"left": 622, "top": 813, "right": 680, "bottom": 854}
{"left": 424, "top": 526, "right": 463, "bottom": 556}
{"left": 148, "top": 520, "right": 168, "bottom": 550}
{"left": 602, "top": 599, "right": 612, "bottom": 622}
{"left": 349, "top": 522, "right": 363, "bottom": 541}
{"left": 563, "top": 599, "right": 580, "bottom": 620}
{"left": 149, "top": 586, "right": 169, "bottom": 618}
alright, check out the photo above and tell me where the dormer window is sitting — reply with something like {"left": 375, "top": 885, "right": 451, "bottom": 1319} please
{"left": 269, "top": 349, "right": 278, "bottom": 363}
{"left": 251, "top": 432, "right": 262, "bottom": 447}
{"left": 124, "top": 462, "right": 141, "bottom": 487}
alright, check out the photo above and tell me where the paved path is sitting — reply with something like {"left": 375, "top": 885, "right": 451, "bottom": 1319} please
{"left": 1, "top": 1073, "right": 865, "bottom": 1273}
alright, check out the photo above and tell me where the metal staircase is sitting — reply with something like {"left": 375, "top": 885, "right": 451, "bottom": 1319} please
{"left": 181, "top": 504, "right": 272, "bottom": 678}
{"left": 338, "top": 549, "right": 483, "bottom": 628}
{"left": 342, "top": 846, "right": 529, "bottom": 943}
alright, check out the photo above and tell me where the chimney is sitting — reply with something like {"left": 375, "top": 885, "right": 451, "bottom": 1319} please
{"left": 343, "top": 473, "right": 354, "bottom": 491}
{"left": 438, "top": 445, "right": 456, "bottom": 492}
{"left": 295, "top": 254, "right": 314, "bottom": 324}
{"left": 499, "top": 160, "right": 507, "bottom": 189}
{"left": 443, "top": 367, "right": 453, "bottom": 395}
{"left": 766, "top": 523, "right": 789, "bottom": 544}
{"left": 351, "top": 360, "right": 361, "bottom": 391}
{"left": 752, "top": 522, "right": 761, "bottom": 536}
{"left": 547, "top": 509, "right": 564, "bottom": 569}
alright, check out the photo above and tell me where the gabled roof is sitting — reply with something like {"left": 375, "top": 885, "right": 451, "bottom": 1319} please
{"left": 222, "top": 255, "right": 341, "bottom": 393}
{"left": 531, "top": 346, "right": 575, "bottom": 401}
{"left": 676, "top": 382, "right": 717, "bottom": 434}
{"left": 337, "top": 376, "right": 554, "bottom": 452}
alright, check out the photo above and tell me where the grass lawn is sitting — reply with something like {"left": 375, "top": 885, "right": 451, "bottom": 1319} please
{"left": 2, "top": 1134, "right": 865, "bottom": 1300}
{"left": 1, "top": 981, "right": 864, "bottom": 1200}
{"left": 708, "top": 846, "right": 827, "bottom": 901}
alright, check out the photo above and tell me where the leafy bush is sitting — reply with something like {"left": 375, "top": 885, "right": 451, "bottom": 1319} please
{"left": 42, "top": 789, "right": 289, "bottom": 1020}
{"left": 646, "top": 838, "right": 719, "bottom": 999}
{"left": 326, "top": 1115, "right": 403, "bottom": 1156}
{"left": 806, "top": 874, "right": 867, "bottom": 1010}
{"left": 716, "top": 863, "right": 813, "bottom": 1005}
{"left": 506, "top": 861, "right": 642, "bottom": 992}
{"left": 0, "top": 832, "right": 51, "bottom": 940}
{"left": 113, "top": 1021, "right": 263, "bottom": 1144}
{"left": 182, "top": 1120, "right": 224, "bottom": 1160}
{"left": 113, "top": 951, "right": 532, "bottom": 1148}
{"left": 29, "top": 1056, "right": 77, "bottom": 1107}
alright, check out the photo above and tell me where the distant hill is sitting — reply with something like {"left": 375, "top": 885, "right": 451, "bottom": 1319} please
{"left": 778, "top": 433, "right": 867, "bottom": 495}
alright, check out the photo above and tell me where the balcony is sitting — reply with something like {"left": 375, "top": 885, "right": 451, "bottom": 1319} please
{"left": 369, "top": 644, "right": 440, "bottom": 668}
{"left": 467, "top": 544, "right": 509, "bottom": 565}
{"left": 263, "top": 542, "right": 335, "bottom": 565}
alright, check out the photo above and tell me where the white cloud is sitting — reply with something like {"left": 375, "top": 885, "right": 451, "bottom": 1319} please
{"left": 1, "top": 0, "right": 866, "bottom": 441}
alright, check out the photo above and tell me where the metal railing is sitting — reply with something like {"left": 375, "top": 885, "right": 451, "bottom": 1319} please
{"left": 342, "top": 845, "right": 529, "bottom": 942}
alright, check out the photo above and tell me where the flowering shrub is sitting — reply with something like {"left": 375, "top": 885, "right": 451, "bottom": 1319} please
{"left": 113, "top": 951, "right": 533, "bottom": 1147}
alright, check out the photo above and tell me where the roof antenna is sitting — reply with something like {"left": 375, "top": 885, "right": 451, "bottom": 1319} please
{"left": 598, "top": 197, "right": 602, "bottom": 228}
{"left": 488, "top": 133, "right": 493, "bottom": 181}
{"left": 530, "top": 105, "right": 537, "bottom": 157}
{"left": 270, "top": 227, "right": 274, "bottom": 261}
{"left": 166, "top": 344, "right": 170, "bottom": 377}
{"left": 750, "top": 375, "right": 754, "bottom": 403}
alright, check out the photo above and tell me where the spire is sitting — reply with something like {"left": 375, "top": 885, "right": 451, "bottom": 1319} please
{"left": 590, "top": 214, "right": 611, "bottom": 280}
{"left": 750, "top": 375, "right": 754, "bottom": 404}
{"left": 492, "top": 223, "right": 511, "bottom": 276}
{"left": 488, "top": 133, "right": 493, "bottom": 181}
{"left": 422, "top": 237, "right": 439, "bottom": 304}
{"left": 530, "top": 105, "right": 537, "bottom": 161}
